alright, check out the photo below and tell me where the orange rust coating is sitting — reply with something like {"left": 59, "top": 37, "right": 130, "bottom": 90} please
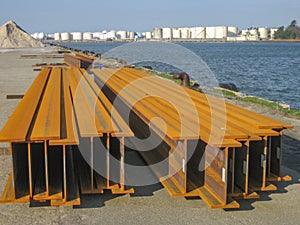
{"left": 79, "top": 68, "right": 133, "bottom": 137}
{"left": 123, "top": 68, "right": 293, "bottom": 130}
{"left": 97, "top": 68, "right": 292, "bottom": 131}
{"left": 93, "top": 69, "right": 241, "bottom": 147}
{"left": 31, "top": 67, "right": 61, "bottom": 140}
{"left": 0, "top": 63, "right": 293, "bottom": 209}
{"left": 92, "top": 68, "right": 292, "bottom": 147}
{"left": 49, "top": 68, "right": 79, "bottom": 145}
{"left": 0, "top": 68, "right": 50, "bottom": 142}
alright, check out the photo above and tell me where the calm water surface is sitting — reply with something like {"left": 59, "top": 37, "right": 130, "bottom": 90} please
{"left": 62, "top": 42, "right": 300, "bottom": 109}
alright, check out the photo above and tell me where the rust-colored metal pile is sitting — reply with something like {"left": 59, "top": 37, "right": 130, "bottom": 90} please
{"left": 64, "top": 52, "right": 94, "bottom": 69}
{"left": 0, "top": 55, "right": 293, "bottom": 208}
{"left": 92, "top": 67, "right": 293, "bottom": 208}
{"left": 0, "top": 67, "right": 133, "bottom": 206}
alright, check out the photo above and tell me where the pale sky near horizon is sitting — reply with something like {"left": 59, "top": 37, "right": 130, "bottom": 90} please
{"left": 0, "top": 0, "right": 299, "bottom": 33}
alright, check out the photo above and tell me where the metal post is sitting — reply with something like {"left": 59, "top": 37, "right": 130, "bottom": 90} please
{"left": 91, "top": 137, "right": 94, "bottom": 191}
{"left": 262, "top": 137, "right": 268, "bottom": 189}
{"left": 63, "top": 145, "right": 67, "bottom": 200}
{"left": 106, "top": 134, "right": 110, "bottom": 189}
{"left": 231, "top": 148, "right": 236, "bottom": 194}
{"left": 120, "top": 137, "right": 125, "bottom": 191}
{"left": 27, "top": 143, "right": 32, "bottom": 197}
{"left": 44, "top": 141, "right": 49, "bottom": 196}
{"left": 245, "top": 141, "right": 250, "bottom": 195}
{"left": 268, "top": 137, "right": 272, "bottom": 177}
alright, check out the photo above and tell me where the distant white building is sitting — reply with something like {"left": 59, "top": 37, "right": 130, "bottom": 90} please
{"left": 240, "top": 29, "right": 259, "bottom": 40}
{"left": 270, "top": 28, "right": 278, "bottom": 39}
{"left": 153, "top": 28, "right": 162, "bottom": 39}
{"left": 106, "top": 30, "right": 117, "bottom": 39}
{"left": 145, "top": 32, "right": 152, "bottom": 39}
{"left": 248, "top": 35, "right": 259, "bottom": 41}
{"left": 71, "top": 32, "right": 83, "bottom": 41}
{"left": 241, "top": 29, "right": 249, "bottom": 36}
{"left": 92, "top": 32, "right": 102, "bottom": 39}
{"left": 31, "top": 32, "right": 45, "bottom": 40}
{"left": 49, "top": 24, "right": 275, "bottom": 43}
{"left": 98, "top": 33, "right": 106, "bottom": 40}
{"left": 258, "top": 28, "right": 269, "bottom": 39}
{"left": 54, "top": 32, "right": 61, "bottom": 41}
{"left": 172, "top": 28, "right": 181, "bottom": 39}
{"left": 228, "top": 27, "right": 238, "bottom": 37}
{"left": 190, "top": 27, "right": 205, "bottom": 39}
{"left": 215, "top": 26, "right": 228, "bottom": 39}
{"left": 206, "top": 27, "right": 216, "bottom": 39}
{"left": 249, "top": 29, "right": 258, "bottom": 36}
{"left": 179, "top": 28, "right": 190, "bottom": 39}
{"left": 116, "top": 30, "right": 127, "bottom": 40}
{"left": 83, "top": 32, "right": 93, "bottom": 40}
{"left": 61, "top": 32, "right": 70, "bottom": 41}
{"left": 236, "top": 36, "right": 247, "bottom": 41}
{"left": 47, "top": 33, "right": 55, "bottom": 40}
{"left": 125, "top": 32, "right": 134, "bottom": 40}
{"left": 162, "top": 28, "right": 172, "bottom": 39}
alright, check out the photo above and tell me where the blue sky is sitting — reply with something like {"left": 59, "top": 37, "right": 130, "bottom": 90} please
{"left": 0, "top": 0, "right": 299, "bottom": 33}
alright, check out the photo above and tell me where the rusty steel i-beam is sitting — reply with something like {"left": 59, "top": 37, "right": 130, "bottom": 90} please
{"left": 0, "top": 53, "right": 294, "bottom": 209}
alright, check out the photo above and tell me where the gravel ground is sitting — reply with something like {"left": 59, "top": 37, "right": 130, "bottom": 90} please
{"left": 0, "top": 48, "right": 300, "bottom": 225}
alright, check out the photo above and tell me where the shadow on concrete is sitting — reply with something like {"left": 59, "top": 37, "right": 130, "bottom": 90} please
{"left": 30, "top": 201, "right": 51, "bottom": 207}
{"left": 225, "top": 134, "right": 300, "bottom": 211}
{"left": 282, "top": 135, "right": 300, "bottom": 173}
{"left": 74, "top": 149, "right": 164, "bottom": 209}
{"left": 74, "top": 191, "right": 121, "bottom": 209}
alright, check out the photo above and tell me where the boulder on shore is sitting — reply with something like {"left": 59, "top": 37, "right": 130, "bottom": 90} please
{"left": 170, "top": 72, "right": 191, "bottom": 88}
{"left": 219, "top": 83, "right": 239, "bottom": 92}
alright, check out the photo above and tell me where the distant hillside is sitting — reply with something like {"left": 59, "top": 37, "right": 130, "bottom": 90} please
{"left": 0, "top": 21, "right": 44, "bottom": 48}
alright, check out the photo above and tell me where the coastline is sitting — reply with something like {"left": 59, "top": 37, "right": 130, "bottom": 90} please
{"left": 136, "top": 67, "right": 300, "bottom": 117}
{"left": 43, "top": 39, "right": 300, "bottom": 44}
{"left": 53, "top": 44, "right": 300, "bottom": 113}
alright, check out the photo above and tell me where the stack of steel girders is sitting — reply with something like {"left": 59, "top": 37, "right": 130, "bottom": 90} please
{"left": 92, "top": 68, "right": 293, "bottom": 208}
{"left": 0, "top": 67, "right": 134, "bottom": 206}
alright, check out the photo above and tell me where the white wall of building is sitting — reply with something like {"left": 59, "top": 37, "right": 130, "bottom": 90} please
{"left": 83, "top": 32, "right": 93, "bottom": 40}
{"left": 179, "top": 28, "right": 190, "bottom": 39}
{"left": 54, "top": 32, "right": 61, "bottom": 41}
{"left": 153, "top": 28, "right": 162, "bottom": 39}
{"left": 61, "top": 32, "right": 70, "bottom": 41}
{"left": 270, "top": 28, "right": 278, "bottom": 39}
{"left": 162, "top": 28, "right": 172, "bottom": 39}
{"left": 116, "top": 30, "right": 127, "bottom": 39}
{"left": 106, "top": 30, "right": 117, "bottom": 39}
{"left": 145, "top": 32, "right": 152, "bottom": 39}
{"left": 215, "top": 26, "right": 228, "bottom": 39}
{"left": 71, "top": 32, "right": 83, "bottom": 41}
{"left": 228, "top": 27, "right": 238, "bottom": 37}
{"left": 92, "top": 32, "right": 102, "bottom": 39}
{"left": 206, "top": 27, "right": 216, "bottom": 39}
{"left": 190, "top": 27, "right": 205, "bottom": 39}
{"left": 172, "top": 28, "right": 181, "bottom": 39}
{"left": 258, "top": 28, "right": 269, "bottom": 39}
